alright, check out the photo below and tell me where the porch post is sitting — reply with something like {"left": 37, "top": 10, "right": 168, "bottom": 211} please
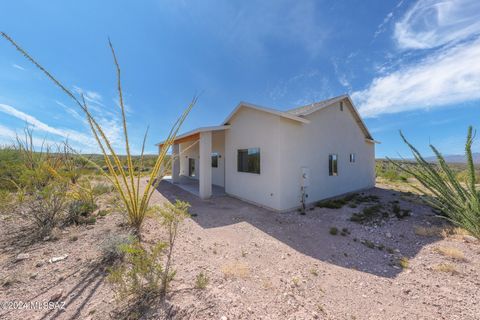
{"left": 172, "top": 143, "right": 180, "bottom": 183}
{"left": 199, "top": 131, "right": 212, "bottom": 199}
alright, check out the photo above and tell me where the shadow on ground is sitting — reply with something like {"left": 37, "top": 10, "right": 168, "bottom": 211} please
{"left": 157, "top": 180, "right": 444, "bottom": 279}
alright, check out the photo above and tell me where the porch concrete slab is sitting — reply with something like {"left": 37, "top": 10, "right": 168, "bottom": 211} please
{"left": 162, "top": 175, "right": 226, "bottom": 198}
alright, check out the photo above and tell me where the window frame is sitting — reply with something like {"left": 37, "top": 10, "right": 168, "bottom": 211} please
{"left": 211, "top": 152, "right": 219, "bottom": 168}
{"left": 329, "top": 154, "right": 338, "bottom": 176}
{"left": 349, "top": 153, "right": 356, "bottom": 163}
{"left": 237, "top": 148, "right": 261, "bottom": 174}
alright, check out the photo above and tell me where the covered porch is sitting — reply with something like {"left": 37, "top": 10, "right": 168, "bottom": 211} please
{"left": 158, "top": 125, "right": 229, "bottom": 200}
{"left": 163, "top": 175, "right": 226, "bottom": 197}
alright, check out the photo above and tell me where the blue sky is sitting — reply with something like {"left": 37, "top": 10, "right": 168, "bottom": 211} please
{"left": 1, "top": 0, "right": 480, "bottom": 157}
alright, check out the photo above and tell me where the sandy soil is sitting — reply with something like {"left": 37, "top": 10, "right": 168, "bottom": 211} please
{"left": 0, "top": 179, "right": 479, "bottom": 320}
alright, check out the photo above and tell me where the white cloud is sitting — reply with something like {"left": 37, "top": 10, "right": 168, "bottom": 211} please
{"left": 72, "top": 85, "right": 105, "bottom": 108}
{"left": 353, "top": 39, "right": 480, "bottom": 117}
{"left": 12, "top": 64, "right": 25, "bottom": 71}
{"left": 354, "top": 0, "right": 480, "bottom": 117}
{"left": 374, "top": 0, "right": 404, "bottom": 38}
{"left": 394, "top": 0, "right": 480, "bottom": 49}
{"left": 55, "top": 100, "right": 86, "bottom": 123}
{"left": 0, "top": 103, "right": 94, "bottom": 147}
{"left": 0, "top": 124, "right": 58, "bottom": 148}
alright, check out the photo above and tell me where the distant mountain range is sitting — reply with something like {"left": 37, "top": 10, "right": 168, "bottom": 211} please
{"left": 423, "top": 153, "right": 480, "bottom": 164}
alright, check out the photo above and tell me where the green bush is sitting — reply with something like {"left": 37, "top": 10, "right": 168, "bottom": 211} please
{"left": 195, "top": 271, "right": 209, "bottom": 289}
{"left": 107, "top": 241, "right": 171, "bottom": 300}
{"left": 100, "top": 233, "right": 135, "bottom": 263}
{"left": 0, "top": 148, "right": 24, "bottom": 191}
{"left": 329, "top": 227, "right": 338, "bottom": 235}
{"left": 392, "top": 128, "right": 480, "bottom": 239}
{"left": 108, "top": 200, "right": 190, "bottom": 301}
{"left": 66, "top": 200, "right": 97, "bottom": 225}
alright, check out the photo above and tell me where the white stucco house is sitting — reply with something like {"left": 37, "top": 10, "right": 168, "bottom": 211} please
{"left": 157, "top": 94, "right": 377, "bottom": 212}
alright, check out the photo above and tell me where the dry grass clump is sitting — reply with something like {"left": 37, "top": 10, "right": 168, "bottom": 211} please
{"left": 414, "top": 225, "right": 471, "bottom": 239}
{"left": 398, "top": 256, "right": 409, "bottom": 269}
{"left": 434, "top": 246, "right": 466, "bottom": 261}
{"left": 414, "top": 226, "right": 445, "bottom": 237}
{"left": 433, "top": 263, "right": 458, "bottom": 274}
{"left": 221, "top": 262, "right": 250, "bottom": 279}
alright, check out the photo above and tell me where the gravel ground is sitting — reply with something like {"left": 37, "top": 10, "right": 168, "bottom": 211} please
{"left": 0, "top": 179, "right": 479, "bottom": 320}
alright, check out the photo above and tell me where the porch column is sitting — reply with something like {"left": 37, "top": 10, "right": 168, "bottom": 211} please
{"left": 172, "top": 143, "right": 180, "bottom": 183}
{"left": 199, "top": 131, "right": 212, "bottom": 199}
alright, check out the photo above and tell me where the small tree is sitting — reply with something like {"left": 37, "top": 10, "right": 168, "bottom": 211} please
{"left": 391, "top": 127, "right": 480, "bottom": 238}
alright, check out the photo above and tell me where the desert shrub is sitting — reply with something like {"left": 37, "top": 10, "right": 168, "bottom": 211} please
{"left": 354, "top": 194, "right": 380, "bottom": 203}
{"left": 317, "top": 198, "right": 348, "bottom": 209}
{"left": 100, "top": 233, "right": 136, "bottom": 263}
{"left": 92, "top": 183, "right": 114, "bottom": 196}
{"left": 107, "top": 241, "right": 170, "bottom": 300}
{"left": 26, "top": 182, "right": 69, "bottom": 235}
{"left": 376, "top": 160, "right": 409, "bottom": 182}
{"left": 0, "top": 147, "right": 25, "bottom": 191}
{"left": 329, "top": 227, "right": 338, "bottom": 235}
{"left": 350, "top": 204, "right": 383, "bottom": 223}
{"left": 195, "top": 271, "right": 209, "bottom": 289}
{"left": 392, "top": 128, "right": 480, "bottom": 239}
{"left": 66, "top": 199, "right": 97, "bottom": 225}
{"left": 108, "top": 200, "right": 190, "bottom": 300}
{"left": 1, "top": 32, "right": 194, "bottom": 236}
{"left": 156, "top": 200, "right": 190, "bottom": 295}
{"left": 0, "top": 190, "right": 15, "bottom": 214}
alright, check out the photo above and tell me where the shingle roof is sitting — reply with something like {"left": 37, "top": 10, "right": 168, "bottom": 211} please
{"left": 286, "top": 94, "right": 348, "bottom": 116}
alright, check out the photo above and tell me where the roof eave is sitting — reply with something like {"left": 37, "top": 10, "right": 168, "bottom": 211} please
{"left": 223, "top": 102, "right": 310, "bottom": 125}
{"left": 155, "top": 125, "right": 230, "bottom": 146}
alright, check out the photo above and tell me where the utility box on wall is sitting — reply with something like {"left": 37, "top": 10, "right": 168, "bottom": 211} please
{"left": 301, "top": 167, "right": 310, "bottom": 187}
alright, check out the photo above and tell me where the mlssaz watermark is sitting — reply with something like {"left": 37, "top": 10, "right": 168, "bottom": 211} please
{"left": 0, "top": 300, "right": 66, "bottom": 311}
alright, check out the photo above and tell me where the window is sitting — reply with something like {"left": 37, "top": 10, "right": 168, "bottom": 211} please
{"left": 237, "top": 148, "right": 260, "bottom": 174}
{"left": 211, "top": 152, "right": 219, "bottom": 168}
{"left": 329, "top": 154, "right": 338, "bottom": 176}
{"left": 349, "top": 153, "right": 356, "bottom": 163}
{"left": 340, "top": 101, "right": 344, "bottom": 111}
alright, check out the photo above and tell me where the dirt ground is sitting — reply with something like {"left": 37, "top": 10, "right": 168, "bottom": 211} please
{"left": 1, "top": 179, "right": 479, "bottom": 320}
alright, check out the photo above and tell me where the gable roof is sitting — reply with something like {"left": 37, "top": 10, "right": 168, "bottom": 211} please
{"left": 222, "top": 101, "right": 310, "bottom": 125}
{"left": 286, "top": 94, "right": 348, "bottom": 116}
{"left": 286, "top": 94, "right": 374, "bottom": 141}
{"left": 157, "top": 94, "right": 376, "bottom": 146}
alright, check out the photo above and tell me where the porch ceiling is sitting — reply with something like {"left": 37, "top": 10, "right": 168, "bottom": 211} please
{"left": 157, "top": 125, "right": 230, "bottom": 148}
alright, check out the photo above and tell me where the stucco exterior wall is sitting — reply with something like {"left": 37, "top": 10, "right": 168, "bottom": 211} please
{"left": 277, "top": 100, "right": 375, "bottom": 210}
{"left": 224, "top": 107, "right": 283, "bottom": 211}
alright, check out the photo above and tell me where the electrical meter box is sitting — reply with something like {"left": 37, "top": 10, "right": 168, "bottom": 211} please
{"left": 301, "top": 167, "right": 310, "bottom": 187}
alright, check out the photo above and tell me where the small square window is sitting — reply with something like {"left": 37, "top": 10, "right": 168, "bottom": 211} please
{"left": 211, "top": 152, "right": 219, "bottom": 168}
{"left": 238, "top": 148, "right": 260, "bottom": 174}
{"left": 350, "top": 153, "right": 356, "bottom": 163}
{"left": 329, "top": 154, "right": 338, "bottom": 176}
